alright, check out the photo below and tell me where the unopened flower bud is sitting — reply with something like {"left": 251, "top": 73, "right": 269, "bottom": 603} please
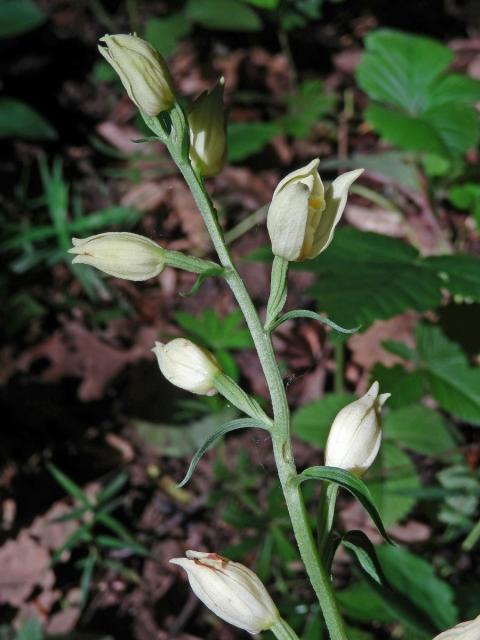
{"left": 69, "top": 232, "right": 165, "bottom": 281}
{"left": 99, "top": 34, "right": 175, "bottom": 115}
{"left": 267, "top": 159, "right": 363, "bottom": 262}
{"left": 188, "top": 79, "right": 227, "bottom": 177}
{"left": 433, "top": 615, "right": 480, "bottom": 639}
{"left": 325, "top": 382, "right": 390, "bottom": 476}
{"left": 153, "top": 339, "right": 220, "bottom": 396}
{"left": 170, "top": 550, "right": 279, "bottom": 634}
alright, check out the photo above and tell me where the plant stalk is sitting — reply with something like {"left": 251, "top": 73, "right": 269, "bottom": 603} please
{"left": 172, "top": 151, "right": 348, "bottom": 639}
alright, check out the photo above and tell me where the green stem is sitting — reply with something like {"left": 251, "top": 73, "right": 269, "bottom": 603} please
{"left": 158, "top": 109, "right": 348, "bottom": 640}
{"left": 271, "top": 617, "right": 301, "bottom": 640}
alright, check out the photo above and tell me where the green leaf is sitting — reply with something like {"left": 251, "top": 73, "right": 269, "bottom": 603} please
{"left": 227, "top": 121, "right": 281, "bottom": 162}
{"left": 425, "top": 253, "right": 480, "bottom": 300}
{"left": 0, "top": 0, "right": 45, "bottom": 38}
{"left": 304, "top": 227, "right": 442, "bottom": 329}
{"left": 365, "top": 103, "right": 449, "bottom": 157}
{"left": 270, "top": 309, "right": 359, "bottom": 334}
{"left": 357, "top": 29, "right": 480, "bottom": 159}
{"left": 416, "top": 324, "right": 480, "bottom": 424}
{"left": 96, "top": 536, "right": 149, "bottom": 556}
{"left": 292, "top": 393, "right": 355, "bottom": 448}
{"left": 376, "top": 545, "right": 458, "bottom": 631}
{"left": 47, "top": 463, "right": 90, "bottom": 506}
{"left": 371, "top": 365, "right": 421, "bottom": 410}
{"left": 0, "top": 98, "right": 56, "bottom": 140}
{"left": 427, "top": 73, "right": 480, "bottom": 108}
{"left": 449, "top": 182, "right": 480, "bottom": 219}
{"left": 51, "top": 524, "right": 92, "bottom": 564}
{"left": 296, "top": 466, "right": 392, "bottom": 542}
{"left": 381, "top": 340, "right": 415, "bottom": 361}
{"left": 338, "top": 582, "right": 394, "bottom": 624}
{"left": 178, "top": 418, "right": 267, "bottom": 487}
{"left": 384, "top": 405, "right": 457, "bottom": 456}
{"left": 341, "top": 530, "right": 386, "bottom": 585}
{"left": 95, "top": 512, "right": 136, "bottom": 543}
{"left": 97, "top": 472, "right": 128, "bottom": 504}
{"left": 185, "top": 0, "right": 261, "bottom": 31}
{"left": 79, "top": 552, "right": 96, "bottom": 608}
{"left": 144, "top": 14, "right": 191, "bottom": 56}
{"left": 368, "top": 441, "right": 420, "bottom": 526}
{"left": 357, "top": 29, "right": 453, "bottom": 113}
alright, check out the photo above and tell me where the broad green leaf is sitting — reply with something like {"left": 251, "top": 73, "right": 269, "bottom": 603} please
{"left": 376, "top": 545, "right": 458, "bottom": 631}
{"left": 338, "top": 582, "right": 394, "bottom": 624}
{"left": 185, "top": 0, "right": 261, "bottom": 31}
{"left": 305, "top": 228, "right": 442, "bottom": 328}
{"left": 384, "top": 405, "right": 457, "bottom": 456}
{"left": 424, "top": 102, "right": 479, "bottom": 157}
{"left": 144, "top": 14, "right": 191, "bottom": 56}
{"left": 426, "top": 73, "right": 480, "bottom": 108}
{"left": 368, "top": 441, "right": 420, "bottom": 526}
{"left": 227, "top": 121, "right": 281, "bottom": 162}
{"left": 296, "top": 466, "right": 392, "bottom": 542}
{"left": 0, "top": 98, "right": 56, "bottom": 140}
{"left": 449, "top": 183, "right": 480, "bottom": 221}
{"left": 177, "top": 418, "right": 267, "bottom": 487}
{"left": 357, "top": 29, "right": 479, "bottom": 159}
{"left": 292, "top": 393, "right": 355, "bottom": 448}
{"left": 0, "top": 0, "right": 45, "bottom": 38}
{"left": 357, "top": 29, "right": 453, "bottom": 113}
{"left": 425, "top": 253, "right": 480, "bottom": 300}
{"left": 381, "top": 340, "right": 415, "bottom": 361}
{"left": 365, "top": 103, "right": 448, "bottom": 157}
{"left": 416, "top": 324, "right": 480, "bottom": 424}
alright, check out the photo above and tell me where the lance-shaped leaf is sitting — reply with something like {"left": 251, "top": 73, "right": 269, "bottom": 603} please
{"left": 178, "top": 418, "right": 269, "bottom": 487}
{"left": 294, "top": 465, "right": 392, "bottom": 543}
{"left": 268, "top": 308, "right": 359, "bottom": 334}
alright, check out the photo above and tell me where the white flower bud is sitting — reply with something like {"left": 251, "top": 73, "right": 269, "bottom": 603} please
{"left": 98, "top": 34, "right": 175, "bottom": 115}
{"left": 267, "top": 159, "right": 363, "bottom": 262}
{"left": 170, "top": 550, "right": 279, "bottom": 634}
{"left": 69, "top": 232, "right": 165, "bottom": 281}
{"left": 324, "top": 382, "right": 390, "bottom": 476}
{"left": 153, "top": 339, "right": 220, "bottom": 396}
{"left": 433, "top": 615, "right": 480, "bottom": 640}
